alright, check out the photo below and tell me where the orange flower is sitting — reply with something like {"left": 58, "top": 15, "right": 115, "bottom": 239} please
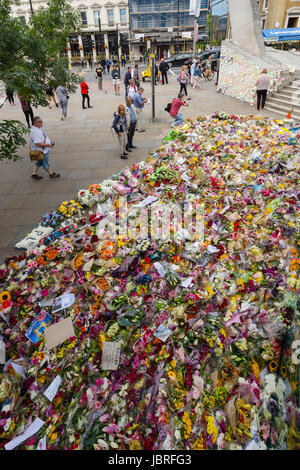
{"left": 97, "top": 278, "right": 109, "bottom": 292}
{"left": 37, "top": 256, "right": 47, "bottom": 265}
{"left": 45, "top": 248, "right": 58, "bottom": 260}
{"left": 74, "top": 254, "right": 83, "bottom": 270}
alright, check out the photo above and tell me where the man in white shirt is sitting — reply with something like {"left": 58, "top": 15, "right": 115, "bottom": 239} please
{"left": 30, "top": 116, "right": 60, "bottom": 180}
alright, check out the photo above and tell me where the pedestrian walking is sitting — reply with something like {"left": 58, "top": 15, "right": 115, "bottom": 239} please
{"left": 80, "top": 78, "right": 93, "bottom": 109}
{"left": 127, "top": 79, "right": 137, "bottom": 99}
{"left": 169, "top": 92, "right": 188, "bottom": 127}
{"left": 45, "top": 81, "right": 58, "bottom": 108}
{"left": 159, "top": 58, "right": 169, "bottom": 84}
{"left": 133, "top": 64, "right": 140, "bottom": 88}
{"left": 121, "top": 54, "right": 126, "bottom": 67}
{"left": 6, "top": 87, "right": 15, "bottom": 106}
{"left": 192, "top": 64, "right": 202, "bottom": 89}
{"left": 101, "top": 57, "right": 107, "bottom": 74}
{"left": 19, "top": 95, "right": 34, "bottom": 128}
{"left": 204, "top": 56, "right": 212, "bottom": 81}
{"left": 106, "top": 58, "right": 111, "bottom": 73}
{"left": 112, "top": 105, "right": 128, "bottom": 159}
{"left": 81, "top": 59, "right": 85, "bottom": 70}
{"left": 186, "top": 57, "right": 193, "bottom": 78}
{"left": 56, "top": 85, "right": 69, "bottom": 120}
{"left": 95, "top": 63, "right": 103, "bottom": 90}
{"left": 30, "top": 116, "right": 60, "bottom": 180}
{"left": 178, "top": 66, "right": 191, "bottom": 100}
{"left": 125, "top": 96, "right": 137, "bottom": 152}
{"left": 124, "top": 66, "right": 132, "bottom": 97}
{"left": 155, "top": 63, "right": 159, "bottom": 85}
{"left": 88, "top": 56, "right": 93, "bottom": 70}
{"left": 132, "top": 87, "right": 147, "bottom": 132}
{"left": 111, "top": 65, "right": 121, "bottom": 95}
{"left": 255, "top": 69, "right": 271, "bottom": 111}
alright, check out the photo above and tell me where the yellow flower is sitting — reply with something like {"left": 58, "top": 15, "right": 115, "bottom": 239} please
{"left": 50, "top": 432, "right": 58, "bottom": 442}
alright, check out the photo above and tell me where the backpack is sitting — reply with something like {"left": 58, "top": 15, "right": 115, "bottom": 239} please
{"left": 177, "top": 73, "right": 181, "bottom": 83}
{"left": 165, "top": 102, "right": 172, "bottom": 113}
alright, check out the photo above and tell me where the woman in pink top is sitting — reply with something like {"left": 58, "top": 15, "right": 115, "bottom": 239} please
{"left": 255, "top": 69, "right": 271, "bottom": 111}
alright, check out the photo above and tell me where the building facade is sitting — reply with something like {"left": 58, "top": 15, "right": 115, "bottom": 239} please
{"left": 129, "top": 0, "right": 211, "bottom": 58}
{"left": 258, "top": 0, "right": 300, "bottom": 30}
{"left": 11, "top": 0, "right": 131, "bottom": 62}
{"left": 211, "top": 0, "right": 229, "bottom": 44}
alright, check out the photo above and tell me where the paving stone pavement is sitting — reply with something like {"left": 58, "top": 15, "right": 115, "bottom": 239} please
{"left": 0, "top": 67, "right": 278, "bottom": 262}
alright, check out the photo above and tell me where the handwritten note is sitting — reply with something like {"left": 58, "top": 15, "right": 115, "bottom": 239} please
{"left": 101, "top": 342, "right": 121, "bottom": 370}
{"left": 5, "top": 418, "right": 45, "bottom": 450}
{"left": 44, "top": 375, "right": 62, "bottom": 402}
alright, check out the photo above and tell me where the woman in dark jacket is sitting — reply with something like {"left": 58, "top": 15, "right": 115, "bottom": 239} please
{"left": 19, "top": 95, "right": 34, "bottom": 128}
{"left": 112, "top": 105, "right": 128, "bottom": 159}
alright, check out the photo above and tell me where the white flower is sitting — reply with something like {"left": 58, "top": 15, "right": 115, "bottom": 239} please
{"left": 174, "top": 430, "right": 181, "bottom": 441}
{"left": 4, "top": 418, "right": 11, "bottom": 432}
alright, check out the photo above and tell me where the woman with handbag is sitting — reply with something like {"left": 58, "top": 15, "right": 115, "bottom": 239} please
{"left": 112, "top": 105, "right": 128, "bottom": 160}
{"left": 30, "top": 116, "right": 60, "bottom": 180}
{"left": 56, "top": 85, "right": 69, "bottom": 120}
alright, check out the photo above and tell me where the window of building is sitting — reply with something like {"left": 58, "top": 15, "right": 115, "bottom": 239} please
{"left": 107, "top": 9, "right": 114, "bottom": 26}
{"left": 287, "top": 17, "right": 299, "bottom": 28}
{"left": 120, "top": 8, "right": 127, "bottom": 25}
{"left": 80, "top": 11, "right": 88, "bottom": 26}
{"left": 94, "top": 10, "right": 100, "bottom": 25}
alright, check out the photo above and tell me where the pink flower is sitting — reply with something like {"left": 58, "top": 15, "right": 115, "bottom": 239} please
{"left": 94, "top": 401, "right": 102, "bottom": 410}
{"left": 103, "top": 423, "right": 119, "bottom": 434}
{"left": 95, "top": 378, "right": 104, "bottom": 386}
{"left": 41, "top": 288, "right": 49, "bottom": 297}
{"left": 99, "top": 414, "right": 110, "bottom": 423}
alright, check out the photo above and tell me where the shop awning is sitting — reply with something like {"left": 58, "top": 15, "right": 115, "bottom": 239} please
{"left": 262, "top": 27, "right": 300, "bottom": 42}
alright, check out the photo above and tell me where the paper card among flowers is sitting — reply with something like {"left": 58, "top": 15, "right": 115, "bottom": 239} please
{"left": 101, "top": 341, "right": 121, "bottom": 370}
{"left": 25, "top": 310, "right": 52, "bottom": 344}
{"left": 44, "top": 317, "right": 75, "bottom": 350}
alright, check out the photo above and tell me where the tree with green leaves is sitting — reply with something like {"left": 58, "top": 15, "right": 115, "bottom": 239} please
{"left": 0, "top": 0, "right": 81, "bottom": 161}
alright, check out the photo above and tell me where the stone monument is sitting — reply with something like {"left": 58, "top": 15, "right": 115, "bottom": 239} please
{"left": 227, "top": 0, "right": 266, "bottom": 57}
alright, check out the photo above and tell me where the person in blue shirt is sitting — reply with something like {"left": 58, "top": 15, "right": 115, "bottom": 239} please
{"left": 132, "top": 87, "right": 146, "bottom": 132}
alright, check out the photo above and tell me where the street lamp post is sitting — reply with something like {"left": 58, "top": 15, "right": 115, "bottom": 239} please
{"left": 98, "top": 17, "right": 103, "bottom": 59}
{"left": 29, "top": 0, "right": 34, "bottom": 15}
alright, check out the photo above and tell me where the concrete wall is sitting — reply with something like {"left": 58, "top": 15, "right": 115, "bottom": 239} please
{"left": 228, "top": 0, "right": 266, "bottom": 56}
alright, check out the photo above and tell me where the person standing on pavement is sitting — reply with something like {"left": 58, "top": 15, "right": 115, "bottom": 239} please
{"left": 30, "top": 116, "right": 60, "bottom": 180}
{"left": 80, "top": 78, "right": 93, "bottom": 109}
{"left": 111, "top": 65, "right": 121, "bottom": 95}
{"left": 133, "top": 64, "right": 140, "bottom": 88}
{"left": 88, "top": 56, "right": 93, "bottom": 70}
{"left": 124, "top": 66, "right": 132, "bottom": 98}
{"left": 132, "top": 87, "right": 146, "bottom": 132}
{"left": 19, "top": 95, "right": 34, "bottom": 128}
{"left": 125, "top": 96, "right": 137, "bottom": 153}
{"left": 192, "top": 64, "right": 202, "bottom": 89}
{"left": 255, "top": 69, "right": 271, "bottom": 111}
{"left": 121, "top": 54, "right": 125, "bottom": 67}
{"left": 159, "top": 58, "right": 169, "bottom": 85}
{"left": 186, "top": 57, "right": 193, "bottom": 78}
{"left": 112, "top": 105, "right": 128, "bottom": 160}
{"left": 106, "top": 58, "right": 111, "bottom": 73}
{"left": 101, "top": 57, "right": 107, "bottom": 74}
{"left": 95, "top": 63, "right": 103, "bottom": 90}
{"left": 179, "top": 65, "right": 191, "bottom": 100}
{"left": 169, "top": 92, "right": 188, "bottom": 127}
{"left": 45, "top": 82, "right": 58, "bottom": 109}
{"left": 127, "top": 79, "right": 137, "bottom": 99}
{"left": 56, "top": 84, "right": 69, "bottom": 120}
{"left": 6, "top": 86, "right": 15, "bottom": 105}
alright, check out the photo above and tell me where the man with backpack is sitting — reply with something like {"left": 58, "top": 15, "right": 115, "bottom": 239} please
{"left": 159, "top": 58, "right": 169, "bottom": 85}
{"left": 167, "top": 92, "right": 188, "bottom": 127}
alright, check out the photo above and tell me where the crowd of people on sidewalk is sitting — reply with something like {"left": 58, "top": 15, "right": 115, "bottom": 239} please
{"left": 3, "top": 52, "right": 273, "bottom": 178}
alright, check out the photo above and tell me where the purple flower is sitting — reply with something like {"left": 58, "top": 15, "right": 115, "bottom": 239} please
{"left": 103, "top": 423, "right": 119, "bottom": 434}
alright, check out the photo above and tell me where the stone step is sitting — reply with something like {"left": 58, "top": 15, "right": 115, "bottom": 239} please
{"left": 264, "top": 105, "right": 300, "bottom": 121}
{"left": 265, "top": 99, "right": 298, "bottom": 114}
{"left": 267, "top": 95, "right": 300, "bottom": 110}
{"left": 277, "top": 89, "right": 299, "bottom": 98}
{"left": 285, "top": 85, "right": 300, "bottom": 92}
